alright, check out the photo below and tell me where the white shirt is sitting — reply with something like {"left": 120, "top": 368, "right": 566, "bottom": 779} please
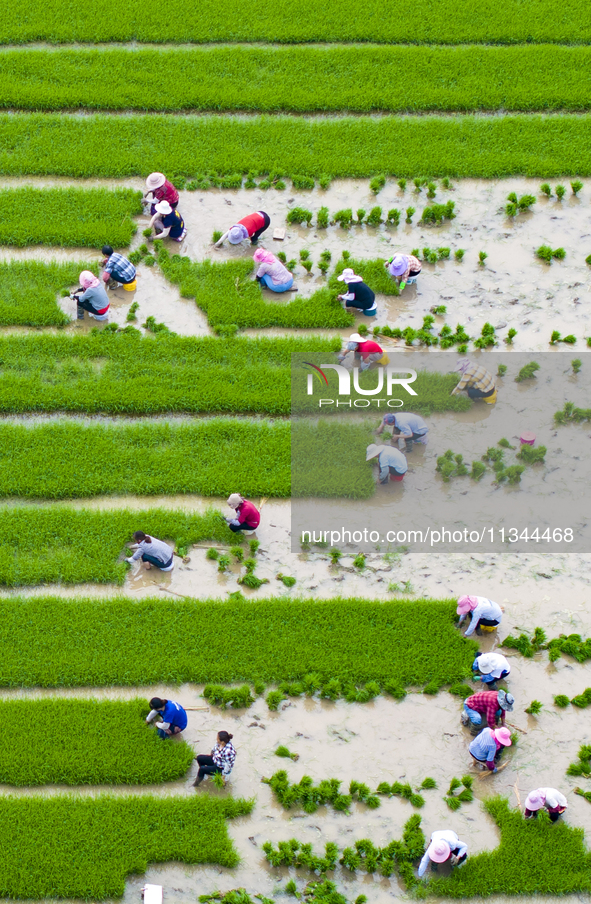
{"left": 418, "top": 831, "right": 468, "bottom": 877}
{"left": 476, "top": 652, "right": 511, "bottom": 679}
{"left": 539, "top": 788, "right": 568, "bottom": 810}
{"left": 459, "top": 596, "right": 503, "bottom": 636}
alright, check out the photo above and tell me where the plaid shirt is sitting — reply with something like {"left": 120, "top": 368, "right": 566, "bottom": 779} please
{"left": 453, "top": 363, "right": 495, "bottom": 395}
{"left": 212, "top": 742, "right": 237, "bottom": 776}
{"left": 402, "top": 254, "right": 422, "bottom": 281}
{"left": 465, "top": 691, "right": 503, "bottom": 729}
{"left": 104, "top": 252, "right": 136, "bottom": 283}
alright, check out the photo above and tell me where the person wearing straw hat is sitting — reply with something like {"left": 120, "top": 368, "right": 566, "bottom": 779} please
{"left": 71, "top": 270, "right": 110, "bottom": 321}
{"left": 524, "top": 788, "right": 568, "bottom": 822}
{"left": 452, "top": 359, "right": 497, "bottom": 404}
{"left": 148, "top": 201, "right": 187, "bottom": 242}
{"left": 215, "top": 211, "right": 271, "bottom": 247}
{"left": 469, "top": 726, "right": 512, "bottom": 771}
{"left": 101, "top": 246, "right": 137, "bottom": 290}
{"left": 462, "top": 689, "right": 514, "bottom": 730}
{"left": 337, "top": 268, "right": 377, "bottom": 316}
{"left": 225, "top": 494, "right": 260, "bottom": 534}
{"left": 472, "top": 652, "right": 511, "bottom": 687}
{"left": 366, "top": 443, "right": 407, "bottom": 484}
{"left": 253, "top": 248, "right": 294, "bottom": 293}
{"left": 376, "top": 412, "right": 428, "bottom": 452}
{"left": 457, "top": 594, "right": 503, "bottom": 637}
{"left": 338, "top": 335, "right": 388, "bottom": 371}
{"left": 418, "top": 831, "right": 468, "bottom": 876}
{"left": 385, "top": 253, "right": 422, "bottom": 291}
{"left": 143, "top": 173, "right": 179, "bottom": 215}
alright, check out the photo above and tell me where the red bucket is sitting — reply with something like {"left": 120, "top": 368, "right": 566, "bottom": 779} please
{"left": 520, "top": 431, "right": 536, "bottom": 446}
{"left": 390, "top": 473, "right": 405, "bottom": 482}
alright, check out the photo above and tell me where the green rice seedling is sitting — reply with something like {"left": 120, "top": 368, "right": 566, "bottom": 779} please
{"left": 555, "top": 184, "right": 566, "bottom": 200}
{"left": 126, "top": 300, "right": 139, "bottom": 322}
{"left": 285, "top": 880, "right": 298, "bottom": 896}
{"left": 143, "top": 254, "right": 156, "bottom": 268}
{"left": 419, "top": 777, "right": 437, "bottom": 790}
{"left": 127, "top": 250, "right": 142, "bottom": 264}
{"left": 554, "top": 694, "right": 570, "bottom": 707}
{"left": 518, "top": 194, "right": 536, "bottom": 210}
{"left": 276, "top": 251, "right": 287, "bottom": 264}
{"left": 0, "top": 794, "right": 251, "bottom": 899}
{"left": 263, "top": 770, "right": 352, "bottom": 813}
{"left": 143, "top": 316, "right": 172, "bottom": 334}
{"left": 498, "top": 437, "right": 514, "bottom": 448}
{"left": 213, "top": 229, "right": 223, "bottom": 243}
{"left": 143, "top": 227, "right": 153, "bottom": 237}
{"left": 302, "top": 260, "right": 313, "bottom": 273}
{"left": 287, "top": 207, "right": 313, "bottom": 226}
{"left": 292, "top": 176, "right": 315, "bottom": 190}
{"left": 572, "top": 180, "right": 584, "bottom": 195}
{"left": 437, "top": 247, "right": 450, "bottom": 259}
{"left": 370, "top": 175, "right": 386, "bottom": 194}
{"left": 411, "top": 248, "right": 420, "bottom": 257}
{"left": 332, "top": 208, "right": 354, "bottom": 229}
{"left": 317, "top": 260, "right": 329, "bottom": 275}
{"left": 320, "top": 250, "right": 331, "bottom": 262}
{"left": 442, "top": 177, "right": 453, "bottom": 189}
{"left": 525, "top": 700, "right": 543, "bottom": 715}
{"left": 554, "top": 401, "right": 591, "bottom": 424}
{"left": 498, "top": 464, "right": 524, "bottom": 484}
{"left": 505, "top": 202, "right": 518, "bottom": 216}
{"left": 515, "top": 361, "right": 540, "bottom": 381}
{"left": 563, "top": 334, "right": 577, "bottom": 343}
{"left": 263, "top": 840, "right": 338, "bottom": 873}
{"left": 243, "top": 557, "right": 257, "bottom": 573}
{"left": 366, "top": 206, "right": 383, "bottom": 226}
{"left": 405, "top": 207, "right": 415, "bottom": 223}
{"left": 413, "top": 178, "right": 423, "bottom": 192}
{"left": 350, "top": 781, "right": 381, "bottom": 809}
{"left": 497, "top": 365, "right": 508, "bottom": 378}
{"left": 230, "top": 546, "right": 244, "bottom": 562}
{"left": 517, "top": 444, "right": 546, "bottom": 464}
{"left": 0, "top": 187, "right": 141, "bottom": 247}
{"left": 571, "top": 688, "right": 591, "bottom": 708}
{"left": 540, "top": 183, "right": 552, "bottom": 197}
{"left": 0, "top": 596, "right": 477, "bottom": 688}
{"left": 397, "top": 179, "right": 407, "bottom": 191}
{"left": 278, "top": 574, "right": 297, "bottom": 587}
{"left": 206, "top": 548, "right": 220, "bottom": 560}
{"left": 501, "top": 626, "right": 547, "bottom": 658}
{"left": 218, "top": 554, "right": 231, "bottom": 573}
{"left": 553, "top": 247, "right": 566, "bottom": 259}
{"left": 318, "top": 175, "right": 331, "bottom": 190}
{"left": 248, "top": 539, "right": 260, "bottom": 556}
{"left": 507, "top": 192, "right": 518, "bottom": 204}
{"left": 432, "top": 305, "right": 447, "bottom": 314}
{"left": 473, "top": 321, "right": 496, "bottom": 348}
{"left": 299, "top": 249, "right": 310, "bottom": 261}
{"left": 387, "top": 208, "right": 401, "bottom": 225}
{"left": 286, "top": 259, "right": 297, "bottom": 272}
{"left": 275, "top": 745, "right": 299, "bottom": 760}
{"left": 203, "top": 685, "right": 255, "bottom": 709}
{"left": 421, "top": 201, "right": 456, "bottom": 224}
{"left": 449, "top": 683, "right": 473, "bottom": 696}
{"left": 478, "top": 250, "right": 488, "bottom": 265}
{"left": 505, "top": 328, "right": 517, "bottom": 344}
{"left": 211, "top": 770, "right": 226, "bottom": 789}
{"left": 572, "top": 358, "right": 582, "bottom": 373}
{"left": 0, "top": 698, "right": 195, "bottom": 785}
{"left": 266, "top": 690, "right": 286, "bottom": 711}
{"left": 470, "top": 460, "right": 485, "bottom": 479}
{"left": 356, "top": 208, "right": 366, "bottom": 224}
{"left": 457, "top": 344, "right": 468, "bottom": 354}
{"left": 316, "top": 207, "right": 329, "bottom": 228}
{"left": 238, "top": 573, "right": 269, "bottom": 589}
{"left": 353, "top": 553, "right": 366, "bottom": 569}
{"left": 427, "top": 182, "right": 437, "bottom": 198}
{"left": 551, "top": 330, "right": 561, "bottom": 343}
{"left": 536, "top": 244, "right": 553, "bottom": 262}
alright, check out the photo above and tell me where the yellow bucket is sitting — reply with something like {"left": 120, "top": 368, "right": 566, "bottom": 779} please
{"left": 378, "top": 353, "right": 390, "bottom": 365}
{"left": 483, "top": 388, "right": 497, "bottom": 405}
{"left": 480, "top": 624, "right": 498, "bottom": 633}
{"left": 123, "top": 280, "right": 137, "bottom": 292}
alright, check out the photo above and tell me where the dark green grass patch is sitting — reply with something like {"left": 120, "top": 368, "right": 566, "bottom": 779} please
{"left": 0, "top": 794, "right": 251, "bottom": 899}
{"left": 0, "top": 334, "right": 338, "bottom": 415}
{"left": 0, "top": 420, "right": 290, "bottom": 498}
{"left": 1, "top": 0, "right": 590, "bottom": 45}
{"left": 419, "top": 796, "right": 591, "bottom": 897}
{"left": 6, "top": 46, "right": 591, "bottom": 114}
{"left": 0, "top": 698, "right": 195, "bottom": 785}
{"left": 0, "top": 506, "right": 229, "bottom": 586}
{"left": 0, "top": 596, "right": 476, "bottom": 687}
{"left": 0, "top": 187, "right": 141, "bottom": 247}
{"left": 157, "top": 248, "right": 352, "bottom": 331}
{"left": 3, "top": 114, "right": 591, "bottom": 178}
{"left": 0, "top": 260, "right": 95, "bottom": 326}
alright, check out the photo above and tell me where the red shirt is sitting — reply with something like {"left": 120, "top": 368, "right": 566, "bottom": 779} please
{"left": 356, "top": 340, "right": 383, "bottom": 360}
{"left": 154, "top": 180, "right": 179, "bottom": 206}
{"left": 238, "top": 212, "right": 266, "bottom": 236}
{"left": 237, "top": 500, "right": 260, "bottom": 528}
{"left": 466, "top": 691, "right": 503, "bottom": 729}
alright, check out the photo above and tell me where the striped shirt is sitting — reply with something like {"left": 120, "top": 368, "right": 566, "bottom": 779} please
{"left": 212, "top": 742, "right": 237, "bottom": 776}
{"left": 103, "top": 252, "right": 136, "bottom": 283}
{"left": 465, "top": 690, "right": 503, "bottom": 729}
{"left": 453, "top": 363, "right": 496, "bottom": 395}
{"left": 469, "top": 727, "right": 499, "bottom": 768}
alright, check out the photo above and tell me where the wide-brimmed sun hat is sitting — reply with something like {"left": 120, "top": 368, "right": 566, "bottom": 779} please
{"left": 145, "top": 172, "right": 166, "bottom": 190}
{"left": 457, "top": 595, "right": 478, "bottom": 614}
{"left": 497, "top": 690, "right": 514, "bottom": 712}
{"left": 366, "top": 443, "right": 386, "bottom": 461}
{"left": 494, "top": 727, "right": 512, "bottom": 746}
{"left": 227, "top": 494, "right": 244, "bottom": 508}
{"left": 229, "top": 224, "right": 249, "bottom": 244}
{"left": 476, "top": 653, "right": 500, "bottom": 675}
{"left": 155, "top": 200, "right": 172, "bottom": 216}
{"left": 428, "top": 840, "right": 451, "bottom": 863}
{"left": 349, "top": 333, "right": 365, "bottom": 343}
{"left": 337, "top": 268, "right": 363, "bottom": 283}
{"left": 387, "top": 254, "right": 407, "bottom": 277}
{"left": 524, "top": 790, "right": 545, "bottom": 811}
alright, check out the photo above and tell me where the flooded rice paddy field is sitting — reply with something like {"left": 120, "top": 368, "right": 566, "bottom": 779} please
{"left": 4, "top": 176, "right": 591, "bottom": 902}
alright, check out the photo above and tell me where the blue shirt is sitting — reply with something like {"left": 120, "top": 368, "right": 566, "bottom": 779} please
{"left": 162, "top": 700, "right": 187, "bottom": 731}
{"left": 377, "top": 446, "right": 408, "bottom": 474}
{"left": 382, "top": 412, "right": 428, "bottom": 436}
{"left": 469, "top": 727, "right": 498, "bottom": 764}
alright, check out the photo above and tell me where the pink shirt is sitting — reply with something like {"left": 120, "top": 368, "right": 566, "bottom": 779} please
{"left": 256, "top": 259, "right": 291, "bottom": 285}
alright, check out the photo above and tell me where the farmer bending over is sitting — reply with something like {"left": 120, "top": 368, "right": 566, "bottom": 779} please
{"left": 226, "top": 494, "right": 260, "bottom": 534}
{"left": 385, "top": 253, "right": 422, "bottom": 291}
{"left": 469, "top": 726, "right": 512, "bottom": 771}
{"left": 126, "top": 531, "right": 175, "bottom": 572}
{"left": 462, "top": 689, "right": 514, "bottom": 729}
{"left": 376, "top": 412, "right": 428, "bottom": 452}
{"left": 253, "top": 249, "right": 294, "bottom": 293}
{"left": 148, "top": 201, "right": 187, "bottom": 242}
{"left": 457, "top": 595, "right": 502, "bottom": 637}
{"left": 215, "top": 211, "right": 270, "bottom": 247}
{"left": 146, "top": 697, "right": 187, "bottom": 739}
{"left": 337, "top": 268, "right": 377, "bottom": 317}
{"left": 418, "top": 831, "right": 468, "bottom": 876}
{"left": 525, "top": 788, "right": 568, "bottom": 822}
{"left": 366, "top": 443, "right": 407, "bottom": 484}
{"left": 143, "top": 172, "right": 179, "bottom": 215}
{"left": 472, "top": 652, "right": 511, "bottom": 687}
{"left": 101, "top": 246, "right": 136, "bottom": 290}
{"left": 452, "top": 359, "right": 497, "bottom": 404}
{"left": 72, "top": 270, "right": 110, "bottom": 322}
{"left": 338, "top": 334, "right": 388, "bottom": 371}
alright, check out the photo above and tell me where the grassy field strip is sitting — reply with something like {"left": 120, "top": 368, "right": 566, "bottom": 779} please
{"left": 0, "top": 795, "right": 251, "bottom": 899}
{"left": 0, "top": 187, "right": 141, "bottom": 246}
{"left": 0, "top": 334, "right": 338, "bottom": 414}
{"left": 1, "top": 0, "right": 589, "bottom": 44}
{"left": 1, "top": 113, "right": 591, "bottom": 177}
{"left": 3, "top": 45, "right": 591, "bottom": 113}
{"left": 0, "top": 420, "right": 291, "bottom": 498}
{"left": 0, "top": 698, "right": 195, "bottom": 785}
{"left": 0, "top": 506, "right": 230, "bottom": 586}
{"left": 0, "top": 260, "right": 95, "bottom": 326}
{"left": 0, "top": 596, "right": 476, "bottom": 686}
